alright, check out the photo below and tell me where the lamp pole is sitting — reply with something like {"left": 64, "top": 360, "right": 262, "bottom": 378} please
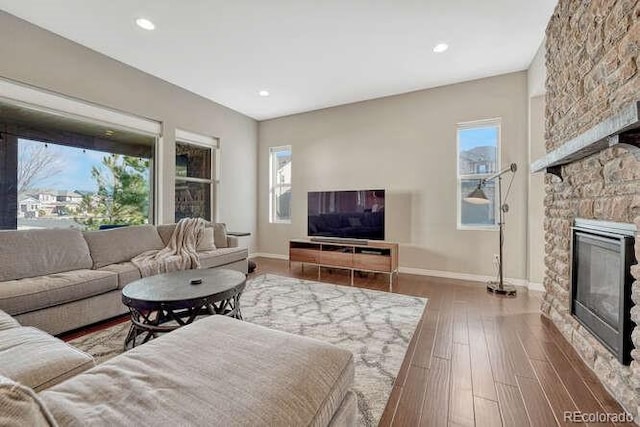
{"left": 486, "top": 163, "right": 517, "bottom": 296}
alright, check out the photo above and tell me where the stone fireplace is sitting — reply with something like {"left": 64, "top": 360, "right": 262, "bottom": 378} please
{"left": 534, "top": 0, "right": 640, "bottom": 418}
{"left": 571, "top": 219, "right": 635, "bottom": 365}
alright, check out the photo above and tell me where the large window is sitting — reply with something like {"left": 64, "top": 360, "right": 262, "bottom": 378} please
{"left": 16, "top": 139, "right": 151, "bottom": 230}
{"left": 0, "top": 97, "right": 157, "bottom": 230}
{"left": 269, "top": 146, "right": 291, "bottom": 223}
{"left": 457, "top": 119, "right": 500, "bottom": 229}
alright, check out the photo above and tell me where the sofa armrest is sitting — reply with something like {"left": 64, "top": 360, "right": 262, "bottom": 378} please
{"left": 227, "top": 236, "right": 239, "bottom": 248}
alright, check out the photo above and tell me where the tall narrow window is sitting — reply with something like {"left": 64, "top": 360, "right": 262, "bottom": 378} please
{"left": 175, "top": 137, "right": 217, "bottom": 222}
{"left": 269, "top": 146, "right": 291, "bottom": 223}
{"left": 457, "top": 119, "right": 500, "bottom": 229}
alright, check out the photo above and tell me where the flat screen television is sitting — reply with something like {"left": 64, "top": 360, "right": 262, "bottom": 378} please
{"left": 308, "top": 189, "right": 385, "bottom": 240}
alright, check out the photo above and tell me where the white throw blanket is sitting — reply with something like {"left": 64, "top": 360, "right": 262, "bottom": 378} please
{"left": 131, "top": 218, "right": 206, "bottom": 277}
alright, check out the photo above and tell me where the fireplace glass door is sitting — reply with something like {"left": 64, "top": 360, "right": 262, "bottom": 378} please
{"left": 574, "top": 233, "right": 621, "bottom": 329}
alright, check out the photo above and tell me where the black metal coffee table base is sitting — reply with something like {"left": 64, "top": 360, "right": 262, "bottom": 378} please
{"left": 121, "top": 269, "right": 246, "bottom": 350}
{"left": 124, "top": 293, "right": 242, "bottom": 349}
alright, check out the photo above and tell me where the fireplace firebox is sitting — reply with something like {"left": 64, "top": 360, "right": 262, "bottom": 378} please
{"left": 571, "top": 219, "right": 636, "bottom": 365}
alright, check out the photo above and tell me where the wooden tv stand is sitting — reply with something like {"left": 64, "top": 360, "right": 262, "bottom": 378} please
{"left": 288, "top": 239, "right": 399, "bottom": 288}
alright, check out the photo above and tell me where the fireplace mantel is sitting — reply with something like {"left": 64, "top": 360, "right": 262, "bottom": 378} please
{"left": 531, "top": 101, "right": 640, "bottom": 179}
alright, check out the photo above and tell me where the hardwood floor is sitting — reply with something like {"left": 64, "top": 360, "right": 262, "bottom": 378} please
{"left": 252, "top": 257, "right": 634, "bottom": 427}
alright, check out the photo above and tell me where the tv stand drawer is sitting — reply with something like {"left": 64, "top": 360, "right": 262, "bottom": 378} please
{"left": 353, "top": 253, "right": 392, "bottom": 272}
{"left": 290, "top": 248, "right": 319, "bottom": 263}
{"left": 319, "top": 251, "right": 353, "bottom": 268}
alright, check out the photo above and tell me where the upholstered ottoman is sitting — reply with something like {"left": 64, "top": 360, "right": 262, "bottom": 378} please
{"left": 40, "top": 315, "right": 357, "bottom": 426}
{"left": 0, "top": 311, "right": 94, "bottom": 392}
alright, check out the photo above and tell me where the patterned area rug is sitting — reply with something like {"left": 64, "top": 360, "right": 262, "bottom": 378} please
{"left": 69, "top": 274, "right": 426, "bottom": 426}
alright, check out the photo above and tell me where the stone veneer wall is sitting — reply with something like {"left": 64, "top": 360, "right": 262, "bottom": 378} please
{"left": 543, "top": 0, "right": 640, "bottom": 418}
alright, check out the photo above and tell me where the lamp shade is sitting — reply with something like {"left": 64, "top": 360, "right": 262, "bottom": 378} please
{"left": 464, "top": 185, "right": 490, "bottom": 205}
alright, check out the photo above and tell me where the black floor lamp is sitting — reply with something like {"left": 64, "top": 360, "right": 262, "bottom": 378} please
{"left": 464, "top": 163, "right": 518, "bottom": 296}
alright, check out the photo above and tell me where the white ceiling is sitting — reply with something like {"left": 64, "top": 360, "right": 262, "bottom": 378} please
{"left": 0, "top": 0, "right": 556, "bottom": 120}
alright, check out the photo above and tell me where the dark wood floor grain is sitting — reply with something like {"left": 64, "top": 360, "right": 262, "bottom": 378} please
{"left": 253, "top": 257, "right": 634, "bottom": 427}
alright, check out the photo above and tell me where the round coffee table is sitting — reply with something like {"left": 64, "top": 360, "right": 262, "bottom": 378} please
{"left": 121, "top": 268, "right": 246, "bottom": 349}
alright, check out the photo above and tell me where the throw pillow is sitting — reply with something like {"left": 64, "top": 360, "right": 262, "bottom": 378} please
{"left": 0, "top": 375, "right": 57, "bottom": 426}
{"left": 213, "top": 223, "right": 229, "bottom": 248}
{"left": 197, "top": 227, "right": 216, "bottom": 251}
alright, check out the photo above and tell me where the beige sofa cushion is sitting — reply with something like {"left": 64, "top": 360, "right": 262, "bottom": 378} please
{"left": 213, "top": 222, "right": 228, "bottom": 248}
{"left": 98, "top": 262, "right": 141, "bottom": 289}
{"left": 157, "top": 223, "right": 216, "bottom": 250}
{"left": 328, "top": 390, "right": 357, "bottom": 427}
{"left": 156, "top": 224, "right": 176, "bottom": 247}
{"left": 0, "top": 309, "right": 20, "bottom": 331}
{"left": 198, "top": 227, "right": 215, "bottom": 251}
{"left": 0, "top": 229, "right": 92, "bottom": 282}
{"left": 0, "top": 375, "right": 57, "bottom": 427}
{"left": 198, "top": 247, "right": 248, "bottom": 269}
{"left": 0, "top": 270, "right": 118, "bottom": 316}
{"left": 83, "top": 225, "right": 164, "bottom": 269}
{"left": 0, "top": 327, "right": 94, "bottom": 392}
{"left": 41, "top": 316, "right": 354, "bottom": 427}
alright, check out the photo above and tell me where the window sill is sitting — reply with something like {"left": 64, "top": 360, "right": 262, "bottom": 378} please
{"left": 457, "top": 225, "right": 499, "bottom": 231}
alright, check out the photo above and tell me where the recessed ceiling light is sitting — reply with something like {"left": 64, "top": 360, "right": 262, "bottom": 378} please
{"left": 433, "top": 43, "right": 449, "bottom": 53}
{"left": 135, "top": 18, "right": 155, "bottom": 31}
{"left": 259, "top": 90, "right": 270, "bottom": 97}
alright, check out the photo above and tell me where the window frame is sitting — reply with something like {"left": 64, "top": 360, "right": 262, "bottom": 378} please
{"left": 269, "top": 145, "right": 292, "bottom": 224}
{"left": 456, "top": 118, "right": 501, "bottom": 231}
{"left": 174, "top": 129, "right": 219, "bottom": 223}
{"left": 4, "top": 122, "right": 157, "bottom": 230}
{"left": 0, "top": 79, "right": 161, "bottom": 229}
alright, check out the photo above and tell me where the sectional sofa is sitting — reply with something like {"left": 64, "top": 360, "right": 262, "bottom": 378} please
{"left": 0, "top": 223, "right": 248, "bottom": 335}
{"left": 0, "top": 311, "right": 356, "bottom": 426}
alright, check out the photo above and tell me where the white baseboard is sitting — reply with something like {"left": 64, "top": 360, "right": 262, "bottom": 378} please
{"left": 250, "top": 252, "right": 289, "bottom": 261}
{"left": 398, "top": 267, "right": 543, "bottom": 291}
{"left": 251, "top": 253, "right": 544, "bottom": 291}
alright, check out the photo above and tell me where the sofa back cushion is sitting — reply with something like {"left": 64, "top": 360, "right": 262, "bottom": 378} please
{"left": 83, "top": 225, "right": 164, "bottom": 269}
{"left": 0, "top": 229, "right": 93, "bottom": 282}
{"left": 156, "top": 224, "right": 176, "bottom": 247}
{"left": 157, "top": 223, "right": 217, "bottom": 251}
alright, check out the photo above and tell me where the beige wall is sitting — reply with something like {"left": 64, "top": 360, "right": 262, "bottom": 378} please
{"left": 526, "top": 41, "right": 547, "bottom": 286}
{"left": 258, "top": 72, "right": 529, "bottom": 280}
{"left": 0, "top": 12, "right": 258, "bottom": 250}
{"left": 527, "top": 95, "right": 546, "bottom": 285}
{"left": 527, "top": 39, "right": 546, "bottom": 98}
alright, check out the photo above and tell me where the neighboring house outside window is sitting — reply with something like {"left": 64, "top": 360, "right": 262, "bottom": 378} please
{"left": 13, "top": 138, "right": 153, "bottom": 230}
{"left": 1, "top": 127, "right": 154, "bottom": 231}
{"left": 269, "top": 146, "right": 292, "bottom": 223}
{"left": 457, "top": 119, "right": 501, "bottom": 229}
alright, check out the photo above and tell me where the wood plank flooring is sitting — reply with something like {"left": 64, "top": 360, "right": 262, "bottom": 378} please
{"left": 253, "top": 257, "right": 634, "bottom": 427}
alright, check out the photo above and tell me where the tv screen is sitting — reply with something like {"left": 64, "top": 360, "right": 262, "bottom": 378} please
{"left": 308, "top": 189, "right": 385, "bottom": 240}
